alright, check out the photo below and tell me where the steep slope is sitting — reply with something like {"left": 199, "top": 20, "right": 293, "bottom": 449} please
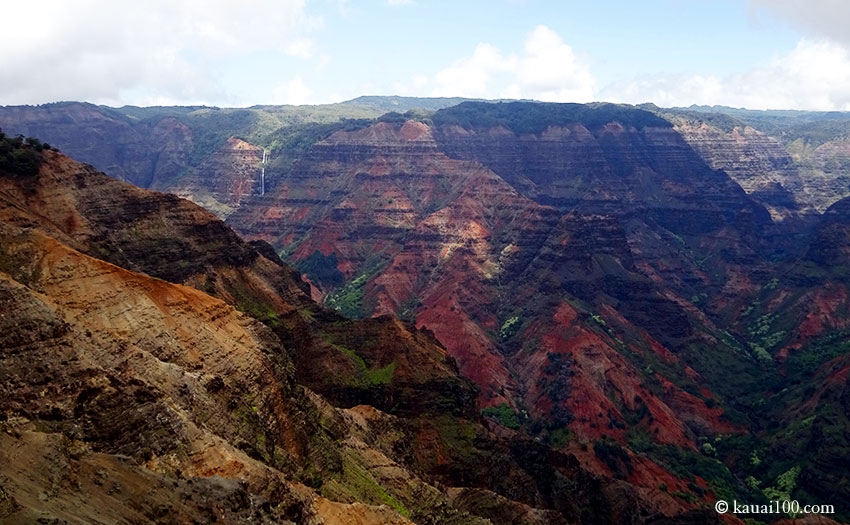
{"left": 228, "top": 120, "right": 527, "bottom": 405}
{"left": 671, "top": 119, "right": 814, "bottom": 222}
{"left": 430, "top": 103, "right": 776, "bottom": 286}
{"left": 223, "top": 112, "right": 769, "bottom": 508}
{"left": 0, "top": 221, "right": 392, "bottom": 523}
{"left": 0, "top": 146, "right": 309, "bottom": 314}
{"left": 0, "top": 144, "right": 721, "bottom": 523}
{"left": 6, "top": 100, "right": 850, "bottom": 519}
{"left": 162, "top": 136, "right": 266, "bottom": 217}
{"left": 799, "top": 138, "right": 850, "bottom": 212}
{"left": 2, "top": 99, "right": 848, "bottom": 217}
{"left": 706, "top": 196, "right": 850, "bottom": 522}
{"left": 0, "top": 148, "right": 486, "bottom": 424}
{"left": 0, "top": 102, "right": 195, "bottom": 188}
{"left": 0, "top": 99, "right": 472, "bottom": 194}
{"left": 662, "top": 105, "right": 850, "bottom": 213}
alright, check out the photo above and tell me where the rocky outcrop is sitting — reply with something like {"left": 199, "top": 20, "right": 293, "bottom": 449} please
{"left": 0, "top": 149, "right": 483, "bottom": 424}
{"left": 430, "top": 103, "right": 779, "bottom": 311}
{"left": 797, "top": 138, "right": 850, "bottom": 212}
{"left": 0, "top": 222, "right": 323, "bottom": 522}
{"left": 674, "top": 122, "right": 814, "bottom": 222}
{"left": 162, "top": 136, "right": 265, "bottom": 217}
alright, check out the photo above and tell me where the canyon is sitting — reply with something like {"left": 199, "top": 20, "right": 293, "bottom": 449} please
{"left": 2, "top": 98, "right": 850, "bottom": 523}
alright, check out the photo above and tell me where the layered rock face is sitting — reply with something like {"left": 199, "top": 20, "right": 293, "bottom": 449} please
{"left": 222, "top": 110, "right": 770, "bottom": 509}
{"left": 3, "top": 100, "right": 849, "bottom": 220}
{"left": 218, "top": 104, "right": 850, "bottom": 520}
{"left": 0, "top": 102, "right": 194, "bottom": 188}
{"left": 0, "top": 100, "right": 401, "bottom": 195}
{"left": 674, "top": 122, "right": 813, "bottom": 221}
{"left": 162, "top": 137, "right": 265, "bottom": 217}
{"left": 6, "top": 100, "right": 850, "bottom": 519}
{"left": 0, "top": 221, "right": 335, "bottom": 523}
{"left": 664, "top": 108, "right": 850, "bottom": 215}
{"left": 228, "top": 121, "right": 533, "bottom": 405}
{"left": 1, "top": 147, "right": 717, "bottom": 524}
{"left": 798, "top": 138, "right": 850, "bottom": 212}
{"left": 430, "top": 104, "right": 778, "bottom": 307}
{"left": 0, "top": 150, "right": 308, "bottom": 312}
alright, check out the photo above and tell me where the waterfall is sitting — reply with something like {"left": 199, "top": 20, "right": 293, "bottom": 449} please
{"left": 260, "top": 149, "right": 267, "bottom": 196}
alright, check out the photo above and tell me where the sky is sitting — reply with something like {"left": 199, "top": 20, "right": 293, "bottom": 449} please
{"left": 2, "top": 0, "right": 849, "bottom": 110}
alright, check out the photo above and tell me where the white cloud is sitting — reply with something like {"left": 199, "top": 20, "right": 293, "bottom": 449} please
{"left": 285, "top": 38, "right": 316, "bottom": 59}
{"left": 0, "top": 0, "right": 318, "bottom": 106}
{"left": 603, "top": 39, "right": 850, "bottom": 110}
{"left": 273, "top": 76, "right": 314, "bottom": 105}
{"left": 387, "top": 0, "right": 414, "bottom": 5}
{"left": 429, "top": 25, "right": 596, "bottom": 102}
{"left": 513, "top": 25, "right": 595, "bottom": 102}
{"left": 432, "top": 44, "right": 518, "bottom": 98}
{"left": 749, "top": 0, "right": 850, "bottom": 48}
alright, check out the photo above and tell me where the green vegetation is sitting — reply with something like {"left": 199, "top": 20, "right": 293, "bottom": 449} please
{"left": 628, "top": 432, "right": 758, "bottom": 504}
{"left": 432, "top": 101, "right": 673, "bottom": 135}
{"left": 0, "top": 128, "right": 51, "bottom": 177}
{"left": 785, "top": 329, "right": 850, "bottom": 375}
{"left": 431, "top": 415, "right": 478, "bottom": 462}
{"left": 343, "top": 95, "right": 472, "bottom": 113}
{"left": 762, "top": 466, "right": 800, "bottom": 506}
{"left": 322, "top": 453, "right": 410, "bottom": 518}
{"left": 97, "top": 101, "right": 395, "bottom": 183}
{"left": 663, "top": 105, "right": 850, "bottom": 149}
{"left": 236, "top": 297, "right": 280, "bottom": 328}
{"left": 324, "top": 255, "right": 388, "bottom": 318}
{"left": 589, "top": 313, "right": 607, "bottom": 327}
{"left": 332, "top": 343, "right": 397, "bottom": 387}
{"left": 546, "top": 426, "right": 573, "bottom": 448}
{"left": 498, "top": 316, "right": 520, "bottom": 340}
{"left": 295, "top": 250, "right": 344, "bottom": 288}
{"left": 297, "top": 307, "right": 315, "bottom": 323}
{"left": 190, "top": 109, "right": 258, "bottom": 163}
{"left": 593, "top": 439, "right": 632, "bottom": 479}
{"left": 655, "top": 107, "right": 745, "bottom": 133}
{"left": 746, "top": 313, "right": 787, "bottom": 361}
{"left": 397, "top": 295, "right": 422, "bottom": 324}
{"left": 325, "top": 274, "right": 368, "bottom": 318}
{"left": 366, "top": 361, "right": 398, "bottom": 386}
{"left": 481, "top": 402, "right": 520, "bottom": 430}
{"left": 266, "top": 118, "right": 371, "bottom": 160}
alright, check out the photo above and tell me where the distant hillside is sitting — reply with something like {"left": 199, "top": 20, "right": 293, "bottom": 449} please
{"left": 665, "top": 105, "right": 850, "bottom": 148}
{"left": 3, "top": 97, "right": 850, "bottom": 214}
{"left": 659, "top": 105, "right": 850, "bottom": 213}
{"left": 0, "top": 97, "right": 478, "bottom": 191}
{"left": 341, "top": 95, "right": 483, "bottom": 113}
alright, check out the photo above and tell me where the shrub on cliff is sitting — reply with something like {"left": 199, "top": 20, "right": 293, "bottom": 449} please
{"left": 482, "top": 402, "right": 520, "bottom": 429}
{"left": 0, "top": 129, "right": 44, "bottom": 178}
{"left": 593, "top": 438, "right": 633, "bottom": 479}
